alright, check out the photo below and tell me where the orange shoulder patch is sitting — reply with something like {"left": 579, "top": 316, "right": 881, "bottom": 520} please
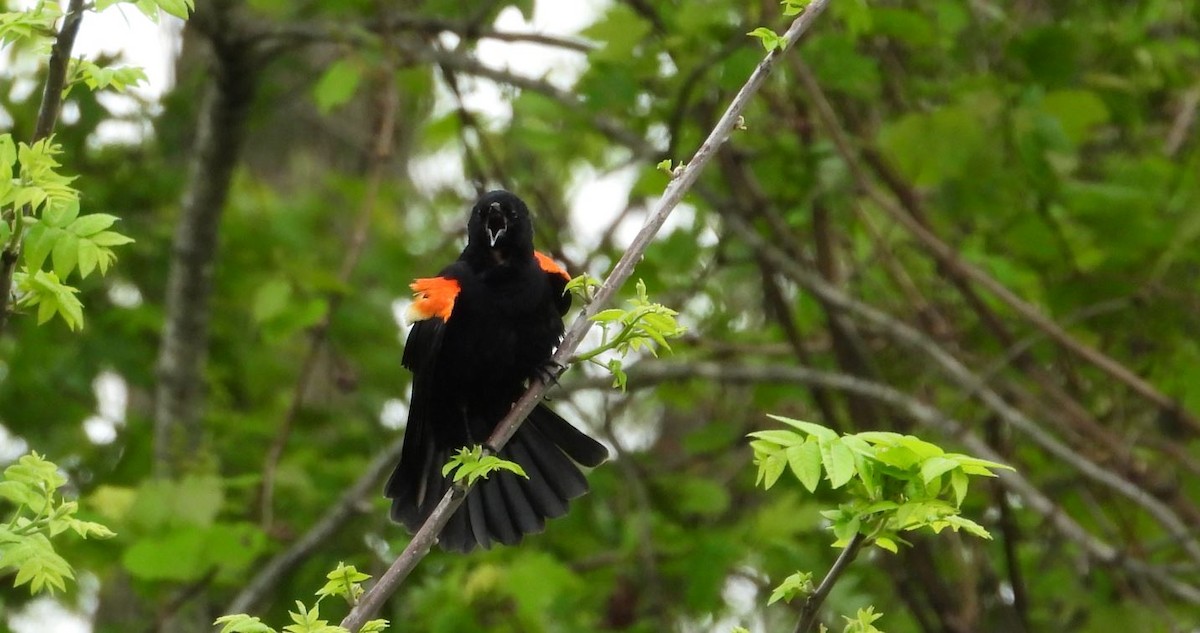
{"left": 404, "top": 277, "right": 460, "bottom": 324}
{"left": 534, "top": 251, "right": 570, "bottom": 281}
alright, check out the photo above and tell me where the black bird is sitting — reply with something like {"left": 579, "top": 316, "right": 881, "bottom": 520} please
{"left": 386, "top": 190, "right": 609, "bottom": 552}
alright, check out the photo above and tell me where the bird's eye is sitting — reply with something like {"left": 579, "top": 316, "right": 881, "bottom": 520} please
{"left": 506, "top": 208, "right": 517, "bottom": 219}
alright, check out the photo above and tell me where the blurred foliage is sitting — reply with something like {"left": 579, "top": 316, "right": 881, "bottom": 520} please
{"left": 0, "top": 0, "right": 1198, "bottom": 631}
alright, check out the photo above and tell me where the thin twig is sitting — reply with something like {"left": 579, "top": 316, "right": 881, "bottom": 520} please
{"left": 791, "top": 59, "right": 1199, "bottom": 435}
{"left": 562, "top": 359, "right": 1200, "bottom": 605}
{"left": 794, "top": 532, "right": 868, "bottom": 633}
{"left": 338, "top": 4, "right": 834, "bottom": 629}
{"left": 724, "top": 215, "right": 1200, "bottom": 570}
{"left": 262, "top": 15, "right": 594, "bottom": 53}
{"left": 257, "top": 53, "right": 399, "bottom": 529}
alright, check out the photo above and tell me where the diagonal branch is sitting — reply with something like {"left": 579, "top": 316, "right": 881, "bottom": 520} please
{"left": 227, "top": 436, "right": 405, "bottom": 615}
{"left": 794, "top": 531, "right": 868, "bottom": 633}
{"left": 723, "top": 215, "right": 1200, "bottom": 570}
{"left": 790, "top": 59, "right": 1199, "bottom": 435}
{"left": 564, "top": 359, "right": 1200, "bottom": 605}
{"left": 338, "top": 4, "right": 834, "bottom": 630}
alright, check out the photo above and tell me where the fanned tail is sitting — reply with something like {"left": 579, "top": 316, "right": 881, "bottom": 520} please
{"left": 385, "top": 403, "right": 609, "bottom": 552}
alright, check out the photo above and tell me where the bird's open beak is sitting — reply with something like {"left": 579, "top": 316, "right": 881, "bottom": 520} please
{"left": 486, "top": 202, "right": 507, "bottom": 247}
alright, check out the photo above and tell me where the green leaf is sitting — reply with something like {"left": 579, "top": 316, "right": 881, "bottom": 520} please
{"left": 313, "top": 59, "right": 362, "bottom": 114}
{"left": 781, "top": 0, "right": 810, "bottom": 16}
{"left": 0, "top": 533, "right": 74, "bottom": 594}
{"left": 767, "top": 571, "right": 813, "bottom": 604}
{"left": 155, "top": 0, "right": 194, "bottom": 19}
{"left": 948, "top": 453, "right": 1013, "bottom": 475}
{"left": 253, "top": 279, "right": 293, "bottom": 324}
{"left": 950, "top": 468, "right": 969, "bottom": 507}
{"left": 22, "top": 222, "right": 58, "bottom": 271}
{"left": 0, "top": 134, "right": 15, "bottom": 167}
{"left": 76, "top": 238, "right": 101, "bottom": 278}
{"left": 786, "top": 440, "right": 822, "bottom": 493}
{"left": 590, "top": 308, "right": 625, "bottom": 323}
{"left": 920, "top": 456, "right": 960, "bottom": 484}
{"left": 42, "top": 198, "right": 79, "bottom": 227}
{"left": 0, "top": 480, "right": 39, "bottom": 507}
{"left": 820, "top": 438, "right": 857, "bottom": 488}
{"left": 607, "top": 358, "right": 628, "bottom": 391}
{"left": 214, "top": 614, "right": 278, "bottom": 633}
{"left": 87, "top": 230, "right": 135, "bottom": 246}
{"left": 51, "top": 231, "right": 79, "bottom": 278}
{"left": 873, "top": 536, "right": 899, "bottom": 553}
{"left": 14, "top": 269, "right": 83, "bottom": 329}
{"left": 582, "top": 4, "right": 651, "bottom": 63}
{"left": 315, "top": 562, "right": 371, "bottom": 603}
{"left": 359, "top": 620, "right": 389, "bottom": 633}
{"left": 766, "top": 415, "right": 839, "bottom": 441}
{"left": 756, "top": 446, "right": 787, "bottom": 490}
{"left": 66, "top": 213, "right": 118, "bottom": 236}
{"left": 67, "top": 518, "right": 116, "bottom": 539}
{"left": 747, "top": 27, "right": 784, "bottom": 52}
{"left": 121, "top": 526, "right": 208, "bottom": 581}
{"left": 4, "top": 452, "right": 66, "bottom": 490}
{"left": 747, "top": 429, "right": 804, "bottom": 447}
{"left": 843, "top": 606, "right": 885, "bottom": 633}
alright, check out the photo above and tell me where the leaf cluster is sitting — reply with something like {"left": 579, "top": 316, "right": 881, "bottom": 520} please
{"left": 215, "top": 563, "right": 387, "bottom": 633}
{"left": 95, "top": 0, "right": 195, "bottom": 21}
{"left": 570, "top": 277, "right": 687, "bottom": 390}
{"left": 0, "top": 453, "right": 116, "bottom": 594}
{"left": 750, "top": 415, "right": 1012, "bottom": 552}
{"left": 2, "top": 134, "right": 134, "bottom": 329}
{"left": 441, "top": 445, "right": 529, "bottom": 487}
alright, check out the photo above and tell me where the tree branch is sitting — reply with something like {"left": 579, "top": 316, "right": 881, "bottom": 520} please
{"left": 153, "top": 7, "right": 258, "bottom": 476}
{"left": 227, "top": 437, "right": 405, "bottom": 615}
{"left": 338, "top": 4, "right": 834, "bottom": 630}
{"left": 0, "top": 0, "right": 87, "bottom": 334}
{"left": 564, "top": 359, "right": 1200, "bottom": 605}
{"left": 794, "top": 531, "right": 868, "bottom": 633}
{"left": 790, "top": 59, "right": 1199, "bottom": 435}
{"left": 723, "top": 215, "right": 1200, "bottom": 570}
{"left": 257, "top": 47, "right": 400, "bottom": 529}
{"left": 261, "top": 15, "right": 594, "bottom": 54}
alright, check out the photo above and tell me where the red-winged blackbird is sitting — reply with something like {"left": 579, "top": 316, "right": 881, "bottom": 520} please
{"left": 386, "top": 190, "right": 609, "bottom": 552}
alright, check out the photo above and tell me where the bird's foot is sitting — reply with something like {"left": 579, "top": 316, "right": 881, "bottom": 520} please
{"left": 533, "top": 360, "right": 567, "bottom": 387}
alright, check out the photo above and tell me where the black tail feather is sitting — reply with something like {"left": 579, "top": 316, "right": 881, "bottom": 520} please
{"left": 497, "top": 469, "right": 543, "bottom": 535}
{"left": 386, "top": 406, "right": 606, "bottom": 552}
{"left": 529, "top": 404, "right": 609, "bottom": 467}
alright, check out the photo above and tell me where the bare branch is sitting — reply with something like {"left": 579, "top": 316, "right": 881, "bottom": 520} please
{"left": 153, "top": 10, "right": 259, "bottom": 476}
{"left": 724, "top": 215, "right": 1200, "bottom": 569}
{"left": 338, "top": 4, "right": 835, "bottom": 629}
{"left": 565, "top": 359, "right": 1200, "bottom": 605}
{"left": 262, "top": 15, "right": 594, "bottom": 53}
{"left": 791, "top": 59, "right": 1199, "bottom": 435}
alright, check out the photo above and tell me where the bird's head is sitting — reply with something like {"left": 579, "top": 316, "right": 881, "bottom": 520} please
{"left": 467, "top": 190, "right": 534, "bottom": 261}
